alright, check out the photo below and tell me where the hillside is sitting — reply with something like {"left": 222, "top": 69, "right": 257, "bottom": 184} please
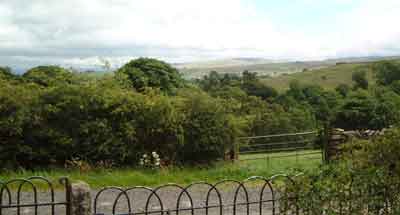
{"left": 261, "top": 59, "right": 400, "bottom": 92}
{"left": 261, "top": 62, "right": 378, "bottom": 92}
{"left": 178, "top": 56, "right": 400, "bottom": 80}
{"left": 179, "top": 59, "right": 334, "bottom": 79}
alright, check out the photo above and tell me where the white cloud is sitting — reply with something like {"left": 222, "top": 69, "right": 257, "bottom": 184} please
{"left": 319, "top": 0, "right": 400, "bottom": 57}
{"left": 0, "top": 0, "right": 399, "bottom": 69}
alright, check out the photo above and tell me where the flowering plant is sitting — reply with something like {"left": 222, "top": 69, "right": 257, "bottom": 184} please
{"left": 139, "top": 151, "right": 161, "bottom": 169}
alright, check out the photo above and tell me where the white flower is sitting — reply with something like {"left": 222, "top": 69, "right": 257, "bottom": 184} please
{"left": 139, "top": 160, "right": 144, "bottom": 166}
{"left": 143, "top": 154, "right": 148, "bottom": 158}
{"left": 155, "top": 162, "right": 160, "bottom": 166}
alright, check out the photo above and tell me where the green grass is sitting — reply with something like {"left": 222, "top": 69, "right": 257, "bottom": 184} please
{"left": 180, "top": 61, "right": 333, "bottom": 79}
{"left": 261, "top": 62, "right": 379, "bottom": 92}
{"left": 0, "top": 152, "right": 321, "bottom": 189}
{"left": 238, "top": 150, "right": 322, "bottom": 171}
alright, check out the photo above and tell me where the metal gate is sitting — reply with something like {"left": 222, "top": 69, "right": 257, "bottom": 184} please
{"left": 238, "top": 131, "right": 323, "bottom": 164}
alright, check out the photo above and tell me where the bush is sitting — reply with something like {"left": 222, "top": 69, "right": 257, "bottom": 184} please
{"left": 334, "top": 89, "right": 400, "bottom": 130}
{"left": 178, "top": 91, "right": 240, "bottom": 164}
{"left": 281, "top": 127, "right": 400, "bottom": 214}
{"left": 0, "top": 81, "right": 39, "bottom": 168}
{"left": 0, "top": 81, "right": 242, "bottom": 168}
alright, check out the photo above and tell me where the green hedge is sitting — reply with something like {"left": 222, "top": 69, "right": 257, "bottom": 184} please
{"left": 0, "top": 80, "right": 239, "bottom": 168}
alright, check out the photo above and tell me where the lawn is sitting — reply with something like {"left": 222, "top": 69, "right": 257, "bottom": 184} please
{"left": 0, "top": 151, "right": 321, "bottom": 189}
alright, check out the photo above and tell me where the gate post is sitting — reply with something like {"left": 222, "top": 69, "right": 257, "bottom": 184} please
{"left": 70, "top": 181, "right": 91, "bottom": 215}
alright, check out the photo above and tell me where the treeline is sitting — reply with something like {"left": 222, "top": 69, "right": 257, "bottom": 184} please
{"left": 1, "top": 59, "right": 400, "bottom": 169}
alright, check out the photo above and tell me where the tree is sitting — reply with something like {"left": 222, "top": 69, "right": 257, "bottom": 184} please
{"left": 335, "top": 84, "right": 351, "bottom": 97}
{"left": 374, "top": 61, "right": 400, "bottom": 86}
{"left": 390, "top": 80, "right": 400, "bottom": 95}
{"left": 116, "top": 58, "right": 185, "bottom": 93}
{"left": 241, "top": 70, "right": 278, "bottom": 100}
{"left": 286, "top": 80, "right": 305, "bottom": 100}
{"left": 250, "top": 103, "right": 316, "bottom": 137}
{"left": 284, "top": 82, "right": 341, "bottom": 122}
{"left": 334, "top": 90, "right": 376, "bottom": 130}
{"left": 0, "top": 66, "right": 18, "bottom": 81}
{"left": 23, "top": 65, "right": 75, "bottom": 87}
{"left": 333, "top": 88, "right": 400, "bottom": 130}
{"left": 198, "top": 71, "right": 223, "bottom": 91}
{"left": 352, "top": 70, "right": 369, "bottom": 90}
{"left": 179, "top": 91, "right": 240, "bottom": 164}
{"left": 242, "top": 70, "right": 257, "bottom": 83}
{"left": 241, "top": 81, "right": 278, "bottom": 100}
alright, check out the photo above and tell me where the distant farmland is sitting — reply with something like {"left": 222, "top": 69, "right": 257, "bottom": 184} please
{"left": 178, "top": 59, "right": 335, "bottom": 79}
{"left": 261, "top": 62, "right": 377, "bottom": 92}
{"left": 178, "top": 57, "right": 400, "bottom": 91}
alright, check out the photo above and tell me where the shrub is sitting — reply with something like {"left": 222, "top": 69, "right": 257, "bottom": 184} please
{"left": 178, "top": 90, "right": 240, "bottom": 164}
{"left": 0, "top": 81, "right": 242, "bottom": 168}
{"left": 281, "top": 127, "right": 400, "bottom": 214}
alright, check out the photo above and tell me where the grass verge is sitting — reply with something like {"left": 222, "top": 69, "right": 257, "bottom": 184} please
{"left": 0, "top": 151, "right": 321, "bottom": 189}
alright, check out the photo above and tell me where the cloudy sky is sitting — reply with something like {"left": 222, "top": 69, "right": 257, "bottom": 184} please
{"left": 1, "top": 0, "right": 400, "bottom": 70}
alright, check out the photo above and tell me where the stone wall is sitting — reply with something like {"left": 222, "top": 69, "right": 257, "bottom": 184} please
{"left": 326, "top": 128, "right": 385, "bottom": 161}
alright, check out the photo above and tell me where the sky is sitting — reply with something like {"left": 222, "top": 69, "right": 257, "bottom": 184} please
{"left": 0, "top": 0, "right": 400, "bottom": 70}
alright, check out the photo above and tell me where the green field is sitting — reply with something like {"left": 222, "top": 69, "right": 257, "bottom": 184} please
{"left": 239, "top": 149, "right": 322, "bottom": 160}
{"left": 261, "top": 62, "right": 378, "bottom": 92}
{"left": 179, "top": 61, "right": 333, "bottom": 79}
{"left": 0, "top": 151, "right": 321, "bottom": 189}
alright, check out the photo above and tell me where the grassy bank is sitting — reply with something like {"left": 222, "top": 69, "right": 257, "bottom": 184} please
{"left": 0, "top": 152, "right": 321, "bottom": 189}
{"left": 261, "top": 62, "right": 378, "bottom": 91}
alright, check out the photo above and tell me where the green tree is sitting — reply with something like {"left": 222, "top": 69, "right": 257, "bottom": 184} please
{"left": 334, "top": 88, "right": 400, "bottom": 130}
{"left": 390, "top": 80, "right": 400, "bottom": 95}
{"left": 116, "top": 58, "right": 185, "bottom": 93}
{"left": 242, "top": 70, "right": 257, "bottom": 83}
{"left": 284, "top": 82, "right": 340, "bottom": 122}
{"left": 241, "top": 81, "right": 278, "bottom": 100}
{"left": 352, "top": 70, "right": 369, "bottom": 90}
{"left": 335, "top": 83, "right": 351, "bottom": 97}
{"left": 197, "top": 71, "right": 223, "bottom": 91}
{"left": 241, "top": 71, "right": 278, "bottom": 100}
{"left": 179, "top": 91, "right": 240, "bottom": 164}
{"left": 374, "top": 61, "right": 400, "bottom": 85}
{"left": 0, "top": 81, "right": 40, "bottom": 168}
{"left": 0, "top": 66, "right": 17, "bottom": 80}
{"left": 23, "top": 65, "right": 75, "bottom": 87}
{"left": 250, "top": 103, "right": 316, "bottom": 136}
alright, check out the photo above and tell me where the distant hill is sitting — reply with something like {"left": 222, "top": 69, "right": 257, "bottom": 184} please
{"left": 178, "top": 59, "right": 332, "bottom": 79}
{"left": 174, "top": 58, "right": 276, "bottom": 70}
{"left": 261, "top": 59, "right": 400, "bottom": 92}
{"left": 178, "top": 56, "right": 400, "bottom": 81}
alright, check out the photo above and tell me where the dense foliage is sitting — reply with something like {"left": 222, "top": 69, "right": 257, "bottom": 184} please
{"left": 116, "top": 58, "right": 185, "bottom": 93}
{"left": 23, "top": 65, "right": 76, "bottom": 87}
{"left": 281, "top": 128, "right": 400, "bottom": 214}
{"left": 1, "top": 59, "right": 400, "bottom": 169}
